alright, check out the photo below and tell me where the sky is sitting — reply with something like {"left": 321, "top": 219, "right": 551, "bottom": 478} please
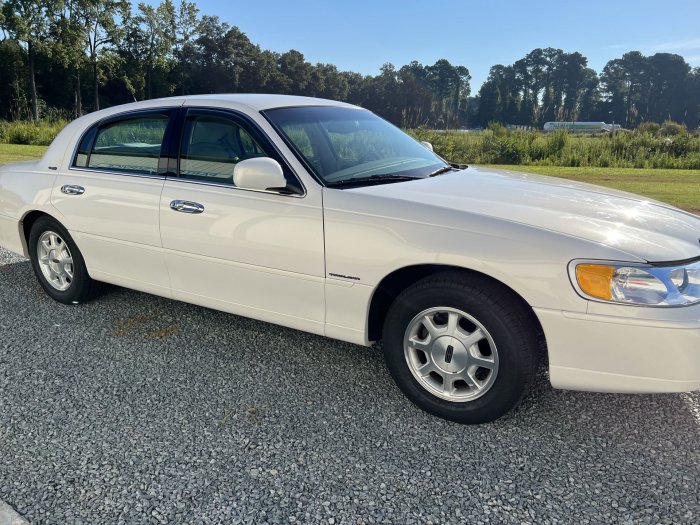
{"left": 145, "top": 0, "right": 700, "bottom": 91}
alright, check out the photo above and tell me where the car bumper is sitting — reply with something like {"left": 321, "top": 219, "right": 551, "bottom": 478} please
{"left": 0, "top": 212, "right": 24, "bottom": 256}
{"left": 535, "top": 304, "right": 700, "bottom": 393}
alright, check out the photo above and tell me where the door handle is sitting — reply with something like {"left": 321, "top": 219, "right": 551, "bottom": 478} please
{"left": 61, "top": 184, "right": 85, "bottom": 196}
{"left": 170, "top": 200, "right": 205, "bottom": 214}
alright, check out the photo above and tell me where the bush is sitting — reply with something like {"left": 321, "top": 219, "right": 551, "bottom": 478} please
{"left": 0, "top": 120, "right": 67, "bottom": 146}
{"left": 657, "top": 120, "right": 687, "bottom": 137}
{"left": 407, "top": 125, "right": 700, "bottom": 170}
{"left": 636, "top": 121, "right": 660, "bottom": 135}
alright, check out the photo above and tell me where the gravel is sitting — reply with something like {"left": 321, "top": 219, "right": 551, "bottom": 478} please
{"left": 1, "top": 246, "right": 699, "bottom": 524}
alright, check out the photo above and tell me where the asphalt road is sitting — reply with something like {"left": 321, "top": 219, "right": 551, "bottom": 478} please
{"left": 1, "top": 247, "right": 699, "bottom": 525}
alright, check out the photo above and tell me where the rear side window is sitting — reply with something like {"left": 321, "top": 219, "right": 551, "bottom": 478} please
{"left": 179, "top": 115, "right": 266, "bottom": 184}
{"left": 74, "top": 114, "right": 169, "bottom": 174}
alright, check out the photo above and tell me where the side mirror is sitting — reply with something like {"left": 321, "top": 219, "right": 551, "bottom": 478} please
{"left": 420, "top": 141, "right": 434, "bottom": 152}
{"left": 233, "top": 157, "right": 287, "bottom": 192}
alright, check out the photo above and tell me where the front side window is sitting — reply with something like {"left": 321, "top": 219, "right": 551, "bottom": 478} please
{"left": 179, "top": 114, "right": 266, "bottom": 184}
{"left": 76, "top": 115, "right": 168, "bottom": 174}
{"left": 264, "top": 106, "right": 449, "bottom": 187}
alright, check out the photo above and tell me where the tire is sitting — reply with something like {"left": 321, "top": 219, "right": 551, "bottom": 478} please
{"left": 28, "top": 216, "right": 100, "bottom": 305}
{"left": 382, "top": 271, "right": 539, "bottom": 424}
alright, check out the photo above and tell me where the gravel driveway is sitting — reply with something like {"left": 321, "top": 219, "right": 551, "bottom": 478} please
{"left": 1, "top": 247, "right": 699, "bottom": 524}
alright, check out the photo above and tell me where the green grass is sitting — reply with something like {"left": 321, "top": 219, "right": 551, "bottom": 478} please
{"left": 0, "top": 143, "right": 48, "bottom": 164}
{"left": 486, "top": 165, "right": 700, "bottom": 215}
{"left": 0, "top": 120, "right": 68, "bottom": 146}
{"left": 1, "top": 143, "right": 698, "bottom": 215}
{"left": 409, "top": 126, "right": 700, "bottom": 170}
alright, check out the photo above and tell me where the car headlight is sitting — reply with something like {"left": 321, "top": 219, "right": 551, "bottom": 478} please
{"left": 570, "top": 259, "right": 700, "bottom": 306}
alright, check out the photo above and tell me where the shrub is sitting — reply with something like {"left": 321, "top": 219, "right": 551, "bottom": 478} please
{"left": 636, "top": 121, "right": 660, "bottom": 135}
{"left": 657, "top": 120, "right": 687, "bottom": 137}
{"left": 406, "top": 125, "right": 700, "bottom": 170}
{"left": 0, "top": 120, "right": 67, "bottom": 146}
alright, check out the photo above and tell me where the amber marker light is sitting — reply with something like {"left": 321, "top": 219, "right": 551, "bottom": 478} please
{"left": 575, "top": 264, "right": 615, "bottom": 301}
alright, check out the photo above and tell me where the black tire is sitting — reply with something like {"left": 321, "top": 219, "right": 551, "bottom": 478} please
{"left": 28, "top": 215, "right": 100, "bottom": 305}
{"left": 382, "top": 271, "right": 539, "bottom": 424}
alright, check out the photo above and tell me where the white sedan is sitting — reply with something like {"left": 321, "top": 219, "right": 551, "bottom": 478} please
{"left": 1, "top": 95, "right": 699, "bottom": 423}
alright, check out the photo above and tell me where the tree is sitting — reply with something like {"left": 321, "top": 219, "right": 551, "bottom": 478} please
{"left": 53, "top": 0, "right": 89, "bottom": 117}
{"left": 122, "top": 1, "right": 175, "bottom": 100}
{"left": 1, "top": 0, "right": 57, "bottom": 120}
{"left": 601, "top": 51, "right": 648, "bottom": 127}
{"left": 78, "top": 0, "right": 128, "bottom": 110}
{"left": 172, "top": 0, "right": 198, "bottom": 95}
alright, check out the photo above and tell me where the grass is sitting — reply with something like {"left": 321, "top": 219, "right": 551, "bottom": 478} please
{"left": 487, "top": 165, "right": 700, "bottom": 215}
{"left": 0, "top": 143, "right": 48, "bottom": 164}
{"left": 0, "top": 120, "right": 68, "bottom": 146}
{"left": 410, "top": 125, "right": 700, "bottom": 170}
{"left": 1, "top": 143, "right": 698, "bottom": 215}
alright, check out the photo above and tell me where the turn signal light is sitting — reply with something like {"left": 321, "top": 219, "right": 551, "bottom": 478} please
{"left": 575, "top": 264, "right": 615, "bottom": 300}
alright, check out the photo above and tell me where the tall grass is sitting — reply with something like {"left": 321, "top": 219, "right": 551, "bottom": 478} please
{"left": 2, "top": 118, "right": 700, "bottom": 169}
{"left": 409, "top": 124, "right": 700, "bottom": 170}
{"left": 0, "top": 120, "right": 69, "bottom": 146}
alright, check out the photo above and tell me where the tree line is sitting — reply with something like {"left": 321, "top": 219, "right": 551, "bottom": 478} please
{"left": 1, "top": 0, "right": 699, "bottom": 130}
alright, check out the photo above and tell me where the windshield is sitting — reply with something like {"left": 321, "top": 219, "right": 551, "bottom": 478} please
{"left": 263, "top": 106, "right": 448, "bottom": 186}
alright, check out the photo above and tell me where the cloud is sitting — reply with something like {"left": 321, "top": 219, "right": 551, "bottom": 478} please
{"left": 649, "top": 38, "right": 700, "bottom": 52}
{"left": 602, "top": 38, "right": 700, "bottom": 61}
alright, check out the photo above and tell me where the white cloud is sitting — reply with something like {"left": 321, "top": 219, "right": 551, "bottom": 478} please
{"left": 649, "top": 38, "right": 700, "bottom": 52}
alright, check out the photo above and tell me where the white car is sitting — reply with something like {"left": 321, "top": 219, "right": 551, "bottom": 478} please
{"left": 1, "top": 95, "right": 699, "bottom": 423}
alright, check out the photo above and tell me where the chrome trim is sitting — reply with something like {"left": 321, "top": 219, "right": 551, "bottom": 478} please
{"left": 60, "top": 184, "right": 85, "bottom": 195}
{"left": 170, "top": 200, "right": 205, "bottom": 214}
{"left": 68, "top": 166, "right": 166, "bottom": 180}
{"left": 165, "top": 176, "right": 306, "bottom": 198}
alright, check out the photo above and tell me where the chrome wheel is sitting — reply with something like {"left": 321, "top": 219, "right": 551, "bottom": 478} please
{"left": 403, "top": 307, "right": 499, "bottom": 402}
{"left": 37, "top": 231, "right": 74, "bottom": 291}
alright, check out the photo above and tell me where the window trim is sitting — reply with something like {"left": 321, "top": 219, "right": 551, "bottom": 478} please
{"left": 70, "top": 108, "right": 178, "bottom": 180}
{"left": 170, "top": 107, "right": 307, "bottom": 198}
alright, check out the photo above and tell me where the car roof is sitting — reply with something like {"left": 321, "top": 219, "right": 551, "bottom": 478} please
{"left": 178, "top": 93, "right": 358, "bottom": 111}
{"left": 39, "top": 94, "right": 362, "bottom": 170}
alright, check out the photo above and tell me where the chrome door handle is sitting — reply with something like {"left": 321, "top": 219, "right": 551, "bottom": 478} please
{"left": 61, "top": 184, "right": 85, "bottom": 196}
{"left": 170, "top": 200, "right": 204, "bottom": 214}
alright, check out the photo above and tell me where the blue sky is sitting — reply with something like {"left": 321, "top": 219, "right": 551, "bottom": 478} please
{"left": 146, "top": 0, "right": 700, "bottom": 91}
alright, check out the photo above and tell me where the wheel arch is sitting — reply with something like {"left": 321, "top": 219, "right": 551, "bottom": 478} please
{"left": 19, "top": 209, "right": 65, "bottom": 257}
{"left": 367, "top": 264, "right": 547, "bottom": 357}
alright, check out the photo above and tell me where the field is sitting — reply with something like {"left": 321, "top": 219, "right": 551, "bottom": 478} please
{"left": 489, "top": 165, "right": 700, "bottom": 215}
{"left": 410, "top": 125, "right": 700, "bottom": 170}
{"left": 1, "top": 143, "right": 699, "bottom": 215}
{"left": 0, "top": 143, "right": 49, "bottom": 165}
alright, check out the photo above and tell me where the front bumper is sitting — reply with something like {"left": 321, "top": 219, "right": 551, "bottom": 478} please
{"left": 535, "top": 304, "right": 700, "bottom": 393}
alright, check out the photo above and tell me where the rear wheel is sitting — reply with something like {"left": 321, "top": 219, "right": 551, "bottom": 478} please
{"left": 28, "top": 216, "right": 99, "bottom": 304}
{"left": 382, "top": 272, "right": 539, "bottom": 424}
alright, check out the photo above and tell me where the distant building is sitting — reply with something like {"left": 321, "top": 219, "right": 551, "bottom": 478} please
{"left": 543, "top": 122, "right": 622, "bottom": 133}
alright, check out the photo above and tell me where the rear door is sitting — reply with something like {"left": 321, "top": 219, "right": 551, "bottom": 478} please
{"left": 51, "top": 109, "right": 176, "bottom": 296}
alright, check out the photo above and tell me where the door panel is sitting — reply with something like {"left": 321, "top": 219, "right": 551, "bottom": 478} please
{"left": 51, "top": 171, "right": 169, "bottom": 292}
{"left": 160, "top": 181, "right": 326, "bottom": 328}
{"left": 49, "top": 110, "right": 174, "bottom": 293}
{"left": 159, "top": 107, "right": 326, "bottom": 330}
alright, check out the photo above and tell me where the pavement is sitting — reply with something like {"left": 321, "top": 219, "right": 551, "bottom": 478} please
{"left": 1, "top": 246, "right": 699, "bottom": 524}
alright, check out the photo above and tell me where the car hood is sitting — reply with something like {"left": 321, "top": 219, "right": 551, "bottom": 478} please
{"left": 347, "top": 166, "right": 700, "bottom": 262}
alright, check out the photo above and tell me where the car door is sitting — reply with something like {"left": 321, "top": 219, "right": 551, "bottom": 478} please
{"left": 159, "top": 108, "right": 326, "bottom": 334}
{"left": 51, "top": 109, "right": 176, "bottom": 296}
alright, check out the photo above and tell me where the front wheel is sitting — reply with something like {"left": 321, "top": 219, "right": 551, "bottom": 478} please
{"left": 28, "top": 216, "right": 100, "bottom": 304}
{"left": 382, "top": 272, "right": 539, "bottom": 424}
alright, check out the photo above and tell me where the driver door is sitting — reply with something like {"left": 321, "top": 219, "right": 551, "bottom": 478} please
{"left": 159, "top": 108, "right": 327, "bottom": 334}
